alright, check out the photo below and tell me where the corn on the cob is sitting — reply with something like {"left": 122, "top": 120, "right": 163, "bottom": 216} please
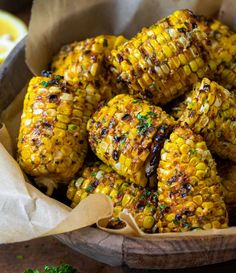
{"left": 170, "top": 18, "right": 236, "bottom": 119}
{"left": 87, "top": 94, "right": 176, "bottom": 187}
{"left": 218, "top": 160, "right": 236, "bottom": 225}
{"left": 67, "top": 162, "right": 159, "bottom": 233}
{"left": 17, "top": 75, "right": 92, "bottom": 194}
{"left": 51, "top": 35, "right": 128, "bottom": 99}
{"left": 111, "top": 9, "right": 212, "bottom": 105}
{"left": 217, "top": 60, "right": 236, "bottom": 91}
{"left": 156, "top": 127, "right": 228, "bottom": 232}
{"left": 179, "top": 78, "right": 236, "bottom": 162}
{"left": 196, "top": 16, "right": 236, "bottom": 90}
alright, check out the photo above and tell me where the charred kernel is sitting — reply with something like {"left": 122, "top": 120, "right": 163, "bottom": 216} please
{"left": 117, "top": 54, "right": 123, "bottom": 63}
{"left": 114, "top": 136, "right": 121, "bottom": 142}
{"left": 145, "top": 89, "right": 154, "bottom": 98}
{"left": 101, "top": 128, "right": 108, "bottom": 137}
{"left": 112, "top": 150, "right": 119, "bottom": 161}
{"left": 122, "top": 113, "right": 131, "bottom": 121}
{"left": 48, "top": 94, "right": 58, "bottom": 102}
{"left": 202, "top": 84, "right": 210, "bottom": 91}
{"left": 167, "top": 175, "right": 178, "bottom": 184}
{"left": 175, "top": 214, "right": 182, "bottom": 221}
{"left": 41, "top": 70, "right": 52, "bottom": 77}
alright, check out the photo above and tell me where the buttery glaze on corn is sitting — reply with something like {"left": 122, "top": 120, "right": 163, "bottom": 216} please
{"left": 51, "top": 35, "right": 128, "bottom": 99}
{"left": 196, "top": 15, "right": 236, "bottom": 90}
{"left": 156, "top": 127, "right": 228, "bottom": 232}
{"left": 179, "top": 78, "right": 236, "bottom": 162}
{"left": 17, "top": 75, "right": 90, "bottom": 192}
{"left": 87, "top": 94, "right": 176, "bottom": 187}
{"left": 111, "top": 9, "right": 212, "bottom": 105}
{"left": 67, "top": 162, "right": 159, "bottom": 233}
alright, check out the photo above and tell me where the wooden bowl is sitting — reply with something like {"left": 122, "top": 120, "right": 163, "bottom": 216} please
{"left": 1, "top": 39, "right": 236, "bottom": 270}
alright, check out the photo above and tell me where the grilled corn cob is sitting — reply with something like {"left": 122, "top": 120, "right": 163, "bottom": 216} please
{"left": 17, "top": 75, "right": 92, "bottom": 194}
{"left": 51, "top": 35, "right": 128, "bottom": 99}
{"left": 218, "top": 160, "right": 236, "bottom": 225}
{"left": 179, "top": 78, "right": 236, "bottom": 162}
{"left": 111, "top": 9, "right": 212, "bottom": 105}
{"left": 67, "top": 162, "right": 159, "bottom": 233}
{"left": 196, "top": 16, "right": 236, "bottom": 90}
{"left": 156, "top": 127, "right": 228, "bottom": 232}
{"left": 87, "top": 94, "right": 176, "bottom": 187}
{"left": 217, "top": 60, "right": 236, "bottom": 91}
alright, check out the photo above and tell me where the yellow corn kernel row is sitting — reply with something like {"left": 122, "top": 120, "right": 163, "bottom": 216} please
{"left": 87, "top": 94, "right": 176, "bottom": 187}
{"left": 216, "top": 60, "right": 236, "bottom": 91}
{"left": 67, "top": 162, "right": 159, "bottom": 233}
{"left": 179, "top": 78, "right": 236, "bottom": 162}
{"left": 156, "top": 127, "right": 228, "bottom": 232}
{"left": 196, "top": 16, "right": 236, "bottom": 89}
{"left": 51, "top": 35, "right": 128, "bottom": 99}
{"left": 217, "top": 160, "right": 236, "bottom": 225}
{"left": 17, "top": 75, "right": 90, "bottom": 186}
{"left": 111, "top": 9, "right": 212, "bottom": 105}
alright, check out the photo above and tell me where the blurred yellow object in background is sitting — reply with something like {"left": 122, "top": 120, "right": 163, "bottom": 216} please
{"left": 0, "top": 9, "right": 27, "bottom": 64}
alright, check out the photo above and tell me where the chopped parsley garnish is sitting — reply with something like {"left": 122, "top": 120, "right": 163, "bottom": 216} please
{"left": 40, "top": 81, "right": 51, "bottom": 87}
{"left": 91, "top": 172, "right": 97, "bottom": 177}
{"left": 86, "top": 185, "right": 95, "bottom": 193}
{"left": 159, "top": 204, "right": 168, "bottom": 211}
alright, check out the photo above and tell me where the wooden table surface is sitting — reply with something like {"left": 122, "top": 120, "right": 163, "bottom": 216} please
{"left": 0, "top": 5, "right": 236, "bottom": 273}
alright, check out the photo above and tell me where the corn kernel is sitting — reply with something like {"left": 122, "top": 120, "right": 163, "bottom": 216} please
{"left": 143, "top": 216, "right": 155, "bottom": 229}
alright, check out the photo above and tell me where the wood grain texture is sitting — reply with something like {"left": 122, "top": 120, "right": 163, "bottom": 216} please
{"left": 57, "top": 229, "right": 236, "bottom": 269}
{"left": 56, "top": 227, "right": 124, "bottom": 266}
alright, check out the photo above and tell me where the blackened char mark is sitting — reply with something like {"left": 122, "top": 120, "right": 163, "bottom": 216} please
{"left": 145, "top": 124, "right": 173, "bottom": 179}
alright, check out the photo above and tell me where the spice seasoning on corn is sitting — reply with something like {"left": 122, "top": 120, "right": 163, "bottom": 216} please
{"left": 156, "top": 127, "right": 228, "bottom": 232}
{"left": 67, "top": 162, "right": 159, "bottom": 233}
{"left": 51, "top": 35, "right": 128, "bottom": 99}
{"left": 87, "top": 94, "right": 176, "bottom": 187}
{"left": 218, "top": 160, "right": 236, "bottom": 225}
{"left": 196, "top": 15, "right": 236, "bottom": 90}
{"left": 17, "top": 75, "right": 89, "bottom": 194}
{"left": 111, "top": 9, "right": 212, "bottom": 105}
{"left": 179, "top": 78, "right": 236, "bottom": 162}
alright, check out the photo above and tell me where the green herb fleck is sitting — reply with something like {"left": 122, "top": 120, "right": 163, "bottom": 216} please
{"left": 147, "top": 111, "right": 155, "bottom": 117}
{"left": 40, "top": 81, "right": 50, "bottom": 88}
{"left": 159, "top": 204, "right": 168, "bottom": 211}
{"left": 152, "top": 193, "right": 158, "bottom": 202}
{"left": 149, "top": 82, "right": 157, "bottom": 89}
{"left": 54, "top": 75, "right": 63, "bottom": 81}
{"left": 86, "top": 185, "right": 95, "bottom": 193}
{"left": 68, "top": 124, "right": 78, "bottom": 131}
{"left": 189, "top": 149, "right": 197, "bottom": 155}
{"left": 132, "top": 99, "right": 142, "bottom": 104}
{"left": 91, "top": 172, "right": 97, "bottom": 177}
